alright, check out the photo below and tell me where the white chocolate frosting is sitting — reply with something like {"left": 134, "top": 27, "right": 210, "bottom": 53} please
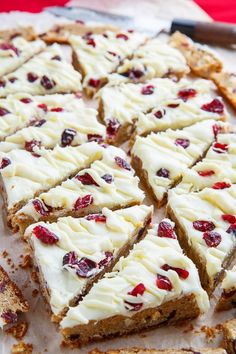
{"left": 221, "top": 265, "right": 236, "bottom": 291}
{"left": 24, "top": 204, "right": 152, "bottom": 315}
{"left": 16, "top": 145, "right": 145, "bottom": 222}
{"left": 168, "top": 185, "right": 236, "bottom": 282}
{"left": 108, "top": 37, "right": 189, "bottom": 84}
{"left": 61, "top": 218, "right": 209, "bottom": 328}
{"left": 0, "top": 44, "right": 82, "bottom": 97}
{"left": 69, "top": 31, "right": 147, "bottom": 89}
{"left": 1, "top": 142, "right": 103, "bottom": 210}
{"left": 0, "top": 97, "right": 105, "bottom": 152}
{"left": 132, "top": 120, "right": 221, "bottom": 202}
{"left": 0, "top": 36, "right": 46, "bottom": 76}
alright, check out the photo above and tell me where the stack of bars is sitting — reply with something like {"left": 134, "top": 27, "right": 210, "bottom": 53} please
{"left": 0, "top": 22, "right": 236, "bottom": 353}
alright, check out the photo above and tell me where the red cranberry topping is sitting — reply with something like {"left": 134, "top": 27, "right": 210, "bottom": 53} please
{"left": 33, "top": 225, "right": 59, "bottom": 245}
{"left": 32, "top": 199, "right": 52, "bottom": 216}
{"left": 88, "top": 78, "right": 101, "bottom": 88}
{"left": 9, "top": 77, "right": 17, "bottom": 83}
{"left": 61, "top": 128, "right": 77, "bottom": 147}
{"left": 25, "top": 140, "right": 41, "bottom": 157}
{"left": 154, "top": 109, "right": 166, "bottom": 119}
{"left": 141, "top": 84, "right": 155, "bottom": 95}
{"left": 87, "top": 134, "right": 103, "bottom": 143}
{"left": 74, "top": 194, "right": 93, "bottom": 210}
{"left": 124, "top": 301, "right": 143, "bottom": 311}
{"left": 178, "top": 88, "right": 196, "bottom": 101}
{"left": 156, "top": 168, "right": 169, "bottom": 178}
{"left": 203, "top": 231, "right": 221, "bottom": 247}
{"left": 167, "top": 103, "right": 180, "bottom": 108}
{"left": 212, "top": 142, "right": 228, "bottom": 154}
{"left": 83, "top": 32, "right": 93, "bottom": 40}
{"left": 86, "top": 214, "right": 106, "bottom": 222}
{"left": 63, "top": 251, "right": 78, "bottom": 266}
{"left": 0, "top": 107, "right": 10, "bottom": 116}
{"left": 212, "top": 124, "right": 220, "bottom": 140}
{"left": 226, "top": 224, "right": 236, "bottom": 237}
{"left": 222, "top": 214, "right": 236, "bottom": 224}
{"left": 86, "top": 38, "right": 96, "bottom": 47}
{"left": 101, "top": 174, "right": 113, "bottom": 184}
{"left": 20, "top": 98, "right": 32, "bottom": 104}
{"left": 27, "top": 72, "right": 38, "bottom": 82}
{"left": 76, "top": 172, "right": 99, "bottom": 186}
{"left": 114, "top": 156, "right": 131, "bottom": 171}
{"left": 201, "top": 98, "right": 224, "bottom": 114}
{"left": 98, "top": 251, "right": 114, "bottom": 268}
{"left": 212, "top": 182, "right": 231, "bottom": 190}
{"left": 0, "top": 281, "right": 7, "bottom": 293}
{"left": 116, "top": 33, "right": 129, "bottom": 40}
{"left": 37, "top": 103, "right": 48, "bottom": 112}
{"left": 193, "top": 220, "right": 215, "bottom": 232}
{"left": 0, "top": 43, "right": 20, "bottom": 56}
{"left": 198, "top": 170, "right": 215, "bottom": 177}
{"left": 0, "top": 157, "right": 11, "bottom": 169}
{"left": 74, "top": 257, "right": 97, "bottom": 278}
{"left": 157, "top": 221, "right": 176, "bottom": 239}
{"left": 122, "top": 69, "right": 144, "bottom": 80}
{"left": 107, "top": 51, "right": 117, "bottom": 57}
{"left": 156, "top": 274, "right": 173, "bottom": 291}
{"left": 29, "top": 119, "right": 46, "bottom": 127}
{"left": 128, "top": 283, "right": 146, "bottom": 296}
{"left": 103, "top": 33, "right": 108, "bottom": 38}
{"left": 1, "top": 310, "right": 17, "bottom": 324}
{"left": 106, "top": 118, "right": 121, "bottom": 137}
{"left": 0, "top": 79, "right": 6, "bottom": 87}
{"left": 40, "top": 75, "right": 56, "bottom": 90}
{"left": 50, "top": 107, "right": 63, "bottom": 112}
{"left": 175, "top": 138, "right": 190, "bottom": 149}
{"left": 51, "top": 55, "right": 61, "bottom": 61}
{"left": 75, "top": 19, "right": 85, "bottom": 24}
{"left": 161, "top": 264, "right": 189, "bottom": 279}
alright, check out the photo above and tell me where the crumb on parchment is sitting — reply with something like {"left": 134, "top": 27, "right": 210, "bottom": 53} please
{"left": 11, "top": 341, "right": 33, "bottom": 354}
{"left": 6, "top": 322, "right": 28, "bottom": 340}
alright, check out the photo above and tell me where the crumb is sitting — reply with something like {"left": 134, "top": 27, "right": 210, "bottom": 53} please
{"left": 20, "top": 254, "right": 32, "bottom": 269}
{"left": 200, "top": 325, "right": 221, "bottom": 342}
{"left": 6, "top": 322, "right": 28, "bottom": 340}
{"left": 32, "top": 289, "right": 39, "bottom": 297}
{"left": 11, "top": 341, "right": 33, "bottom": 354}
{"left": 31, "top": 270, "right": 39, "bottom": 284}
{"left": 139, "top": 333, "right": 147, "bottom": 338}
{"left": 183, "top": 323, "right": 194, "bottom": 333}
{"left": 2, "top": 250, "right": 8, "bottom": 258}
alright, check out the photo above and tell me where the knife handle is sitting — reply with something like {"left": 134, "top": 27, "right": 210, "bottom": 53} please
{"left": 170, "top": 19, "right": 236, "bottom": 45}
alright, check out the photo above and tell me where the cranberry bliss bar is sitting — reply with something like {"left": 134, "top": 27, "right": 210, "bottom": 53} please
{"left": 216, "top": 265, "right": 236, "bottom": 311}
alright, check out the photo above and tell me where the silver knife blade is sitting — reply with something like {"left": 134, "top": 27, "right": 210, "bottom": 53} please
{"left": 44, "top": 6, "right": 170, "bottom": 35}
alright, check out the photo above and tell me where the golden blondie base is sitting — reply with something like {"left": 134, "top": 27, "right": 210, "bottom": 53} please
{"left": 216, "top": 288, "right": 236, "bottom": 311}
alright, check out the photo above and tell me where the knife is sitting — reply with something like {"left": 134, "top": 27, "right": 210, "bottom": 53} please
{"left": 45, "top": 6, "right": 236, "bottom": 45}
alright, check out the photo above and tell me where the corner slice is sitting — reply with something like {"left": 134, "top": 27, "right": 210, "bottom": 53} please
{"left": 167, "top": 185, "right": 236, "bottom": 295}
{"left": 0, "top": 44, "right": 82, "bottom": 97}
{"left": 222, "top": 319, "right": 236, "bottom": 354}
{"left": 90, "top": 349, "right": 227, "bottom": 354}
{"left": 131, "top": 120, "right": 227, "bottom": 208}
{"left": 13, "top": 145, "right": 145, "bottom": 234}
{"left": 169, "top": 31, "right": 222, "bottom": 79}
{"left": 216, "top": 265, "right": 236, "bottom": 311}
{"left": 212, "top": 72, "right": 236, "bottom": 111}
{"left": 0, "top": 266, "right": 29, "bottom": 329}
{"left": 24, "top": 205, "right": 153, "bottom": 321}
{"left": 60, "top": 218, "right": 209, "bottom": 347}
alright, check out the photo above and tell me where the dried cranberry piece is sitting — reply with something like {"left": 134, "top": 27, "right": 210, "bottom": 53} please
{"left": 0, "top": 79, "right": 6, "bottom": 87}
{"left": 116, "top": 33, "right": 129, "bottom": 40}
{"left": 201, "top": 98, "right": 224, "bottom": 114}
{"left": 106, "top": 118, "right": 121, "bottom": 137}
{"left": 212, "top": 182, "right": 231, "bottom": 190}
{"left": 27, "top": 72, "right": 38, "bottom": 82}
{"left": 74, "top": 194, "right": 93, "bottom": 210}
{"left": 0, "top": 157, "right": 11, "bottom": 169}
{"left": 226, "top": 224, "right": 236, "bottom": 237}
{"left": 75, "top": 19, "right": 85, "bottom": 24}
{"left": 178, "top": 88, "right": 196, "bottom": 101}
{"left": 0, "top": 281, "right": 7, "bottom": 293}
{"left": 198, "top": 170, "right": 215, "bottom": 177}
{"left": 156, "top": 168, "right": 169, "bottom": 178}
{"left": 1, "top": 310, "right": 17, "bottom": 324}
{"left": 50, "top": 107, "right": 63, "bottom": 112}
{"left": 154, "top": 109, "right": 166, "bottom": 119}
{"left": 76, "top": 172, "right": 99, "bottom": 186}
{"left": 32, "top": 199, "right": 52, "bottom": 216}
{"left": 124, "top": 301, "right": 143, "bottom": 311}
{"left": 175, "top": 138, "right": 190, "bottom": 149}
{"left": 37, "top": 103, "right": 48, "bottom": 112}
{"left": 98, "top": 251, "right": 114, "bottom": 268}
{"left": 24, "top": 140, "right": 41, "bottom": 157}
{"left": 114, "top": 156, "right": 131, "bottom": 171}
{"left": 9, "top": 77, "right": 17, "bottom": 83}
{"left": 157, "top": 221, "right": 176, "bottom": 239}
{"left": 88, "top": 78, "right": 100, "bottom": 88}
{"left": 203, "top": 231, "right": 221, "bottom": 247}
{"left": 212, "top": 124, "right": 220, "bottom": 139}
{"left": 128, "top": 283, "right": 146, "bottom": 296}
{"left": 156, "top": 274, "right": 173, "bottom": 291}
{"left": 101, "top": 174, "right": 113, "bottom": 184}
{"left": 61, "top": 128, "right": 77, "bottom": 147}
{"left": 86, "top": 214, "right": 106, "bottom": 222}
{"left": 40, "top": 75, "right": 56, "bottom": 90}
{"left": 87, "top": 134, "right": 103, "bottom": 143}
{"left": 0, "top": 107, "right": 10, "bottom": 116}
{"left": 86, "top": 38, "right": 96, "bottom": 47}
{"left": 0, "top": 43, "right": 19, "bottom": 55}
{"left": 63, "top": 251, "right": 78, "bottom": 266}
{"left": 122, "top": 69, "right": 144, "bottom": 80}
{"left": 29, "top": 119, "right": 46, "bottom": 127}
{"left": 212, "top": 142, "right": 228, "bottom": 154}
{"left": 161, "top": 264, "right": 189, "bottom": 279}
{"left": 222, "top": 214, "right": 236, "bottom": 224}
{"left": 51, "top": 55, "right": 61, "bottom": 61}
{"left": 83, "top": 32, "right": 93, "bottom": 40}
{"left": 193, "top": 220, "right": 215, "bottom": 232}
{"left": 141, "top": 84, "right": 155, "bottom": 95}
{"left": 33, "top": 225, "right": 59, "bottom": 245}
{"left": 20, "top": 98, "right": 32, "bottom": 104}
{"left": 75, "top": 257, "right": 97, "bottom": 277}
{"left": 167, "top": 103, "right": 179, "bottom": 108}
{"left": 107, "top": 51, "right": 117, "bottom": 57}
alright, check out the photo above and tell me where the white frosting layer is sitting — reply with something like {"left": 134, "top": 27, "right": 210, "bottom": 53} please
{"left": 61, "top": 218, "right": 209, "bottom": 328}
{"left": 16, "top": 145, "right": 145, "bottom": 222}
{"left": 108, "top": 37, "right": 188, "bottom": 84}
{"left": 1, "top": 142, "right": 103, "bottom": 210}
{"left": 0, "top": 44, "right": 82, "bottom": 97}
{"left": 221, "top": 265, "right": 236, "bottom": 291}
{"left": 0, "top": 36, "right": 45, "bottom": 76}
{"left": 132, "top": 120, "right": 221, "bottom": 202}
{"left": 25, "top": 205, "right": 152, "bottom": 315}
{"left": 168, "top": 185, "right": 236, "bottom": 281}
{"left": 70, "top": 31, "right": 147, "bottom": 89}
